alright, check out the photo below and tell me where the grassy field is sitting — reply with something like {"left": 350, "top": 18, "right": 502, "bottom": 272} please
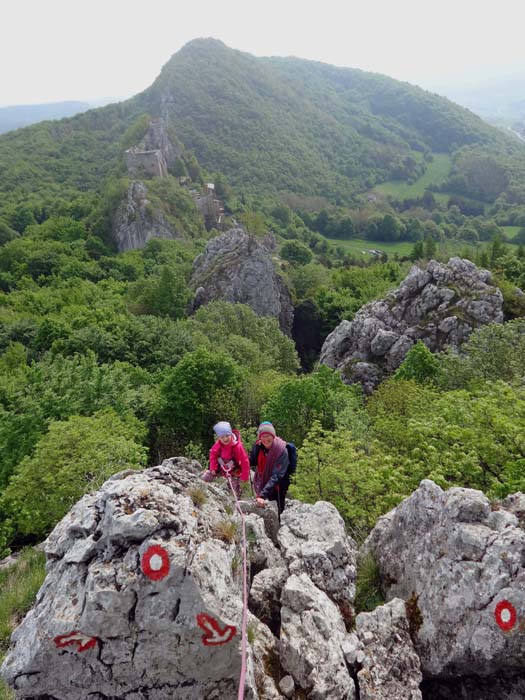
{"left": 501, "top": 226, "right": 522, "bottom": 240}
{"left": 329, "top": 237, "right": 414, "bottom": 259}
{"left": 328, "top": 237, "right": 477, "bottom": 260}
{"left": 327, "top": 236, "right": 520, "bottom": 262}
{"left": 373, "top": 153, "right": 452, "bottom": 199}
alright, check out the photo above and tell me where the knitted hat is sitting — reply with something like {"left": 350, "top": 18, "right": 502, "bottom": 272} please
{"left": 214, "top": 421, "right": 233, "bottom": 437}
{"left": 257, "top": 421, "right": 276, "bottom": 438}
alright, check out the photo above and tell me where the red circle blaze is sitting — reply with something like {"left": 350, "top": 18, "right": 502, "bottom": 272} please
{"left": 141, "top": 545, "right": 170, "bottom": 581}
{"left": 495, "top": 600, "right": 517, "bottom": 632}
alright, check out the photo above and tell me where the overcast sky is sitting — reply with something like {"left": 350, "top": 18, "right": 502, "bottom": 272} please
{"left": 2, "top": 0, "right": 525, "bottom": 106}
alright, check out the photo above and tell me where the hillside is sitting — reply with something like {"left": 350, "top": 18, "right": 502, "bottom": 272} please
{"left": 139, "top": 40, "right": 525, "bottom": 203}
{"left": 1, "top": 37, "right": 525, "bottom": 229}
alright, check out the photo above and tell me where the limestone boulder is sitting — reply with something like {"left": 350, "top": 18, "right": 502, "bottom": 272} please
{"left": 363, "top": 479, "right": 525, "bottom": 679}
{"left": 320, "top": 258, "right": 504, "bottom": 392}
{"left": 0, "top": 458, "right": 281, "bottom": 700}
{"left": 190, "top": 227, "right": 294, "bottom": 335}
{"left": 278, "top": 500, "right": 357, "bottom": 610}
{"left": 279, "top": 573, "right": 356, "bottom": 699}
{"left": 344, "top": 598, "right": 423, "bottom": 700}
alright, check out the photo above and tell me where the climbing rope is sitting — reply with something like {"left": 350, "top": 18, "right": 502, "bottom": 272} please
{"left": 222, "top": 466, "right": 249, "bottom": 700}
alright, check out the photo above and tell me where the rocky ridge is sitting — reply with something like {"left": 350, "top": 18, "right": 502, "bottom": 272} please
{"left": 2, "top": 463, "right": 525, "bottom": 699}
{"left": 190, "top": 227, "right": 294, "bottom": 335}
{"left": 320, "top": 257, "right": 504, "bottom": 392}
{"left": 0, "top": 460, "right": 358, "bottom": 699}
{"left": 114, "top": 117, "right": 187, "bottom": 251}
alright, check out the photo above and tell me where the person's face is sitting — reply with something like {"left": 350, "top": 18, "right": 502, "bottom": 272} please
{"left": 260, "top": 433, "right": 274, "bottom": 449}
{"left": 219, "top": 434, "right": 232, "bottom": 445}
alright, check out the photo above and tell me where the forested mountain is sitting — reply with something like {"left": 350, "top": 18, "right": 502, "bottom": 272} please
{"left": 146, "top": 39, "right": 525, "bottom": 203}
{"left": 2, "top": 37, "right": 525, "bottom": 227}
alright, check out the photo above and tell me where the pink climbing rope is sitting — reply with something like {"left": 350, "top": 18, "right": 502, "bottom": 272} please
{"left": 224, "top": 469, "right": 249, "bottom": 700}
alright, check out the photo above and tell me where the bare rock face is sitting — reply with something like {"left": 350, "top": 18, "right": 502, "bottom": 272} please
{"left": 320, "top": 258, "right": 504, "bottom": 392}
{"left": 190, "top": 227, "right": 294, "bottom": 335}
{"left": 1, "top": 465, "right": 358, "bottom": 700}
{"left": 10, "top": 460, "right": 525, "bottom": 697}
{"left": 363, "top": 479, "right": 525, "bottom": 688}
{"left": 112, "top": 181, "right": 180, "bottom": 252}
{"left": 278, "top": 500, "right": 357, "bottom": 609}
{"left": 344, "top": 598, "right": 423, "bottom": 700}
{"left": 0, "top": 460, "right": 281, "bottom": 700}
{"left": 279, "top": 573, "right": 356, "bottom": 700}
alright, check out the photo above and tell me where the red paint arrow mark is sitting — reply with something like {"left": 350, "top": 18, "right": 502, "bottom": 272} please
{"left": 141, "top": 545, "right": 170, "bottom": 581}
{"left": 495, "top": 600, "right": 517, "bottom": 632}
{"left": 54, "top": 631, "right": 98, "bottom": 652}
{"left": 196, "top": 613, "right": 236, "bottom": 646}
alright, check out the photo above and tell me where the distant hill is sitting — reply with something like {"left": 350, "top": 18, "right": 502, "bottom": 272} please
{"left": 0, "top": 101, "right": 91, "bottom": 134}
{"left": 435, "top": 74, "right": 525, "bottom": 122}
{"left": 434, "top": 74, "right": 525, "bottom": 144}
{"left": 140, "top": 40, "right": 525, "bottom": 203}
{"left": 1, "top": 38, "right": 525, "bottom": 224}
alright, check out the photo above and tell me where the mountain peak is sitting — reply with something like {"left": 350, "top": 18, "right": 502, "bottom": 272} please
{"left": 165, "top": 37, "right": 229, "bottom": 64}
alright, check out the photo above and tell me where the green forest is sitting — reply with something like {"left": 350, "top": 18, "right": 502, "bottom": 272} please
{"left": 1, "top": 38, "right": 525, "bottom": 578}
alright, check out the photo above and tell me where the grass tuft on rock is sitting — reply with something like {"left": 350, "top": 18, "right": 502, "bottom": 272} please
{"left": 354, "top": 551, "right": 385, "bottom": 615}
{"left": 0, "top": 548, "right": 46, "bottom": 700}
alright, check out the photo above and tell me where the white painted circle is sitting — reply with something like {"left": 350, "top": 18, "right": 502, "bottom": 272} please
{"left": 149, "top": 554, "right": 163, "bottom": 571}
{"left": 501, "top": 608, "right": 512, "bottom": 623}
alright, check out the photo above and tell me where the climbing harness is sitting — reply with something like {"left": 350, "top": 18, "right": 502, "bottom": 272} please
{"left": 222, "top": 463, "right": 249, "bottom": 700}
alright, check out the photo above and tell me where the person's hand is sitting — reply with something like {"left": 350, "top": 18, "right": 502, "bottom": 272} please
{"left": 255, "top": 497, "right": 266, "bottom": 508}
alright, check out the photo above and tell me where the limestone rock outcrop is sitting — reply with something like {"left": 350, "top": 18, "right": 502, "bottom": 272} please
{"left": 364, "top": 479, "right": 525, "bottom": 693}
{"left": 112, "top": 181, "right": 179, "bottom": 252}
{"left": 344, "top": 598, "right": 423, "bottom": 700}
{"left": 6, "top": 458, "right": 525, "bottom": 698}
{"left": 279, "top": 573, "right": 355, "bottom": 700}
{"left": 320, "top": 257, "right": 504, "bottom": 392}
{"left": 1, "top": 463, "right": 358, "bottom": 700}
{"left": 278, "top": 500, "right": 357, "bottom": 609}
{"left": 190, "top": 227, "right": 294, "bottom": 335}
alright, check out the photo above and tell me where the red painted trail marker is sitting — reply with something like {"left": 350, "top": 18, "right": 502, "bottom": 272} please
{"left": 54, "top": 631, "right": 98, "bottom": 652}
{"left": 141, "top": 544, "right": 170, "bottom": 581}
{"left": 495, "top": 600, "right": 517, "bottom": 632}
{"left": 196, "top": 613, "right": 236, "bottom": 646}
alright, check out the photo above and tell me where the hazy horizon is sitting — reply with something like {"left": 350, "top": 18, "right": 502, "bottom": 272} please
{"left": 2, "top": 0, "right": 525, "bottom": 108}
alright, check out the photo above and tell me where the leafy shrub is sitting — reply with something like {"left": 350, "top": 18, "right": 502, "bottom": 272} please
{"left": 156, "top": 347, "right": 245, "bottom": 451}
{"left": 262, "top": 366, "right": 365, "bottom": 447}
{"left": 394, "top": 340, "right": 439, "bottom": 383}
{"left": 0, "top": 410, "right": 147, "bottom": 544}
{"left": 290, "top": 422, "right": 409, "bottom": 528}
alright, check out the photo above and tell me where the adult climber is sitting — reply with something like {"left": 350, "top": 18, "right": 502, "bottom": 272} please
{"left": 249, "top": 421, "right": 290, "bottom": 514}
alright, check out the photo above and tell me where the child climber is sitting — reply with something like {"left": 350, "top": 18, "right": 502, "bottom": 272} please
{"left": 200, "top": 421, "right": 250, "bottom": 498}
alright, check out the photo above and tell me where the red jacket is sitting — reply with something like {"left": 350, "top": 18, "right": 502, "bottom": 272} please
{"left": 209, "top": 430, "right": 250, "bottom": 481}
